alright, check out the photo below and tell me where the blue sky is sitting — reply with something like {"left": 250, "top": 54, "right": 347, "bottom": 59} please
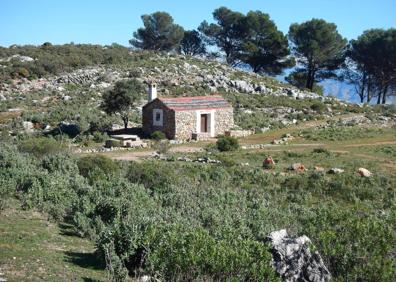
{"left": 1, "top": 0, "right": 395, "bottom": 47}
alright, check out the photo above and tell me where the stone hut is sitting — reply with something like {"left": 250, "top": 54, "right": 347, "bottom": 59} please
{"left": 142, "top": 84, "right": 234, "bottom": 140}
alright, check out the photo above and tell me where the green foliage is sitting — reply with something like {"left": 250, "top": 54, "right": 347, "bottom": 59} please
{"left": 1, "top": 141, "right": 395, "bottom": 280}
{"left": 101, "top": 79, "right": 144, "bottom": 129}
{"left": 288, "top": 19, "right": 347, "bottom": 89}
{"left": 105, "top": 139, "right": 122, "bottom": 148}
{"left": 77, "top": 155, "right": 120, "bottom": 181}
{"left": 150, "top": 130, "right": 166, "bottom": 140}
{"left": 310, "top": 101, "right": 327, "bottom": 113}
{"left": 0, "top": 44, "right": 132, "bottom": 80}
{"left": 312, "top": 147, "right": 331, "bottom": 155}
{"left": 130, "top": 12, "right": 184, "bottom": 51}
{"left": 302, "top": 126, "right": 391, "bottom": 141}
{"left": 347, "top": 28, "right": 396, "bottom": 104}
{"left": 285, "top": 69, "right": 324, "bottom": 94}
{"left": 146, "top": 225, "right": 278, "bottom": 281}
{"left": 199, "top": 7, "right": 246, "bottom": 65}
{"left": 18, "top": 136, "right": 67, "bottom": 158}
{"left": 180, "top": 30, "right": 206, "bottom": 56}
{"left": 216, "top": 135, "right": 239, "bottom": 151}
{"left": 153, "top": 140, "right": 170, "bottom": 155}
{"left": 240, "top": 11, "right": 294, "bottom": 75}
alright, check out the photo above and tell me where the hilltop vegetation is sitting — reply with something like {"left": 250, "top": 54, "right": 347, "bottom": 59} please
{"left": 0, "top": 28, "right": 395, "bottom": 281}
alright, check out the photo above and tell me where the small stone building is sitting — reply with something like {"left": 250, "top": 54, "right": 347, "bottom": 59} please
{"left": 142, "top": 84, "right": 234, "bottom": 140}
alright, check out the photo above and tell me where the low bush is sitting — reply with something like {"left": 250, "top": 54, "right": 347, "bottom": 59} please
{"left": 150, "top": 130, "right": 166, "bottom": 140}
{"left": 216, "top": 135, "right": 239, "bottom": 152}
{"left": 18, "top": 136, "right": 67, "bottom": 157}
{"left": 77, "top": 155, "right": 120, "bottom": 181}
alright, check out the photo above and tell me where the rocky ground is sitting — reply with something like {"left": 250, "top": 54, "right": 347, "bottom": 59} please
{"left": 0, "top": 53, "right": 327, "bottom": 101}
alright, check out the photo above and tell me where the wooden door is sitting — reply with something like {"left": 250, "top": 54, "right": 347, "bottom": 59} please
{"left": 201, "top": 114, "right": 208, "bottom": 132}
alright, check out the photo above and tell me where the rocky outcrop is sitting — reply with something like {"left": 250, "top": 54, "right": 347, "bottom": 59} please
{"left": 0, "top": 53, "right": 330, "bottom": 103}
{"left": 268, "top": 229, "right": 331, "bottom": 282}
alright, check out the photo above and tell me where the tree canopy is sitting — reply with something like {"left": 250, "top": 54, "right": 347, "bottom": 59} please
{"left": 101, "top": 79, "right": 144, "bottom": 129}
{"left": 180, "top": 30, "right": 206, "bottom": 56}
{"left": 347, "top": 28, "right": 396, "bottom": 104}
{"left": 288, "top": 19, "right": 347, "bottom": 90}
{"left": 198, "top": 7, "right": 246, "bottom": 65}
{"left": 130, "top": 12, "right": 184, "bottom": 51}
{"left": 240, "top": 11, "right": 294, "bottom": 75}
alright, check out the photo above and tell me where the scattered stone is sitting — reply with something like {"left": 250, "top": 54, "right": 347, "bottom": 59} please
{"left": 138, "top": 275, "right": 151, "bottom": 282}
{"left": 314, "top": 166, "right": 325, "bottom": 173}
{"left": 263, "top": 156, "right": 276, "bottom": 169}
{"left": 290, "top": 163, "right": 307, "bottom": 173}
{"left": 177, "top": 156, "right": 192, "bottom": 162}
{"left": 328, "top": 168, "right": 344, "bottom": 174}
{"left": 357, "top": 167, "right": 372, "bottom": 177}
{"left": 22, "top": 121, "right": 34, "bottom": 133}
{"left": 267, "top": 229, "right": 331, "bottom": 282}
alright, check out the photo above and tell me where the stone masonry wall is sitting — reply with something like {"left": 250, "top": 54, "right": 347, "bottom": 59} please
{"left": 214, "top": 108, "right": 234, "bottom": 136}
{"left": 174, "top": 107, "right": 234, "bottom": 140}
{"left": 142, "top": 100, "right": 175, "bottom": 139}
{"left": 174, "top": 110, "right": 196, "bottom": 140}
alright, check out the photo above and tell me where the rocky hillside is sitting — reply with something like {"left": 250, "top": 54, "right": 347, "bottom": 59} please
{"left": 0, "top": 51, "right": 324, "bottom": 99}
{"left": 0, "top": 49, "right": 394, "bottom": 138}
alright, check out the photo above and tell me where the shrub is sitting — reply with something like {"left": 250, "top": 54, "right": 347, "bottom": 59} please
{"left": 18, "top": 137, "right": 67, "bottom": 157}
{"left": 105, "top": 139, "right": 121, "bottom": 148}
{"left": 310, "top": 101, "right": 327, "bottom": 113}
{"left": 77, "top": 155, "right": 119, "bottom": 181}
{"left": 216, "top": 135, "right": 239, "bottom": 152}
{"left": 93, "top": 131, "right": 108, "bottom": 143}
{"left": 150, "top": 130, "right": 166, "bottom": 140}
{"left": 153, "top": 140, "right": 170, "bottom": 154}
{"left": 312, "top": 147, "right": 331, "bottom": 155}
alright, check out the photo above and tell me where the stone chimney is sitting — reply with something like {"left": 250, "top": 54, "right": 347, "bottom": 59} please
{"left": 148, "top": 83, "right": 157, "bottom": 102}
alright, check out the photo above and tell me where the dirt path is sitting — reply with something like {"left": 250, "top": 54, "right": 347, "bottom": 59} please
{"left": 111, "top": 145, "right": 205, "bottom": 161}
{"left": 343, "top": 141, "right": 396, "bottom": 147}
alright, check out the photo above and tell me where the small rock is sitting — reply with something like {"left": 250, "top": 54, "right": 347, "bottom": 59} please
{"left": 357, "top": 167, "right": 372, "bottom": 177}
{"left": 314, "top": 166, "right": 325, "bottom": 173}
{"left": 263, "top": 156, "right": 276, "bottom": 169}
{"left": 290, "top": 163, "right": 306, "bottom": 173}
{"left": 328, "top": 168, "right": 344, "bottom": 174}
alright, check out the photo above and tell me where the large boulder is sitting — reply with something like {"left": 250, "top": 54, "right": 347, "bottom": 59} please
{"left": 268, "top": 229, "right": 331, "bottom": 282}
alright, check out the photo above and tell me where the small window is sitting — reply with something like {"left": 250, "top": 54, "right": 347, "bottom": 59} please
{"left": 153, "top": 109, "right": 163, "bottom": 126}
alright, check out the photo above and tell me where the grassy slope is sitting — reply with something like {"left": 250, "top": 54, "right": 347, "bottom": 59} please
{"left": 0, "top": 201, "right": 106, "bottom": 282}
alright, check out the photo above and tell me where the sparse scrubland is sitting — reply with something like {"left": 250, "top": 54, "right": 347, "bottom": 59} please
{"left": 0, "top": 43, "right": 396, "bottom": 281}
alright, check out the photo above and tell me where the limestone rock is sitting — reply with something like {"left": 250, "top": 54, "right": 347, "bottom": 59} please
{"left": 357, "top": 167, "right": 372, "bottom": 177}
{"left": 267, "top": 229, "right": 331, "bottom": 282}
{"left": 328, "top": 168, "right": 344, "bottom": 174}
{"left": 290, "top": 163, "right": 306, "bottom": 173}
{"left": 314, "top": 166, "right": 325, "bottom": 173}
{"left": 22, "top": 121, "right": 34, "bottom": 133}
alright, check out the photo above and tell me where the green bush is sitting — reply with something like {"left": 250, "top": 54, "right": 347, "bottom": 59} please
{"left": 18, "top": 137, "right": 67, "bottom": 157}
{"left": 150, "top": 130, "right": 166, "bottom": 140}
{"left": 216, "top": 135, "right": 239, "bottom": 152}
{"left": 310, "top": 101, "right": 327, "bottom": 113}
{"left": 77, "top": 155, "right": 120, "bottom": 181}
{"left": 105, "top": 139, "right": 121, "bottom": 148}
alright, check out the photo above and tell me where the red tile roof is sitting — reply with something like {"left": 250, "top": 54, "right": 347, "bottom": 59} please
{"left": 158, "top": 95, "right": 232, "bottom": 111}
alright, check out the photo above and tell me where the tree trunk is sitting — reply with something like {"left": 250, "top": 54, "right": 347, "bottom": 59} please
{"left": 366, "top": 78, "right": 372, "bottom": 103}
{"left": 376, "top": 89, "right": 382, "bottom": 104}
{"left": 305, "top": 69, "right": 312, "bottom": 89}
{"left": 123, "top": 117, "right": 128, "bottom": 130}
{"left": 359, "top": 72, "right": 367, "bottom": 103}
{"left": 382, "top": 86, "right": 388, "bottom": 104}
